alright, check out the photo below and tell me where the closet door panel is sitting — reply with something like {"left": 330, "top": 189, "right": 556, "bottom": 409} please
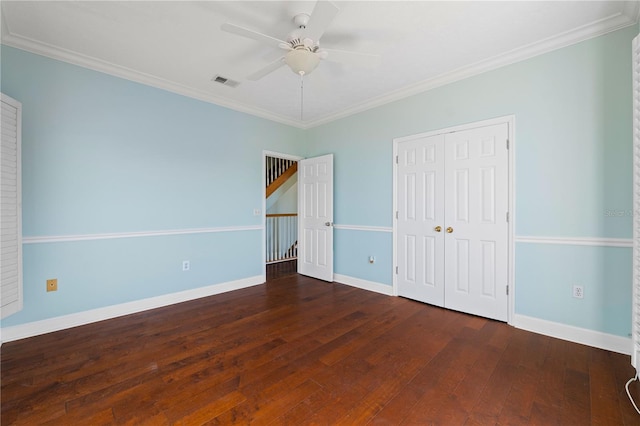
{"left": 443, "top": 124, "right": 509, "bottom": 321}
{"left": 397, "top": 135, "right": 445, "bottom": 306}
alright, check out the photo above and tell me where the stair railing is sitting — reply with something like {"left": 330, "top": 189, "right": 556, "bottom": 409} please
{"left": 266, "top": 157, "right": 296, "bottom": 188}
{"left": 266, "top": 214, "right": 298, "bottom": 264}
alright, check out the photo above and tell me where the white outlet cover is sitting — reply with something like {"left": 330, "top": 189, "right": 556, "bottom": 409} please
{"left": 572, "top": 285, "right": 583, "bottom": 299}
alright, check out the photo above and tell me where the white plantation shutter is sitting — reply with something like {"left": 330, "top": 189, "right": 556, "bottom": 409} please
{"left": 633, "top": 35, "right": 640, "bottom": 371}
{"left": 1, "top": 94, "right": 22, "bottom": 319}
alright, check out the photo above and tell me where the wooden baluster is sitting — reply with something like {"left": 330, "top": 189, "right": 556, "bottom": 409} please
{"left": 271, "top": 216, "right": 275, "bottom": 262}
{"left": 277, "top": 217, "right": 282, "bottom": 261}
{"left": 266, "top": 216, "right": 270, "bottom": 262}
{"left": 294, "top": 216, "right": 297, "bottom": 258}
{"left": 285, "top": 216, "right": 290, "bottom": 259}
{"left": 273, "top": 216, "right": 278, "bottom": 262}
{"left": 270, "top": 216, "right": 274, "bottom": 262}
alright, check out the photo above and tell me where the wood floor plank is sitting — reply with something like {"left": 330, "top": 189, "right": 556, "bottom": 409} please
{"left": 333, "top": 358, "right": 423, "bottom": 425}
{"left": 173, "top": 390, "right": 246, "bottom": 425}
{"left": 371, "top": 327, "right": 472, "bottom": 423}
{"left": 561, "top": 368, "right": 592, "bottom": 425}
{"left": 400, "top": 337, "right": 488, "bottom": 424}
{"left": 160, "top": 377, "right": 242, "bottom": 423}
{"left": 318, "top": 301, "right": 423, "bottom": 366}
{"left": 1, "top": 267, "right": 636, "bottom": 425}
{"left": 590, "top": 349, "right": 625, "bottom": 425}
{"left": 464, "top": 342, "right": 523, "bottom": 424}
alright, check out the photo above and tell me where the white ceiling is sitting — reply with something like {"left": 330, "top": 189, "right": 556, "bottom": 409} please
{"left": 1, "top": 1, "right": 638, "bottom": 128}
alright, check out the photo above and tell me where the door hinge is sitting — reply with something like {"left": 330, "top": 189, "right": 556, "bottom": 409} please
{"left": 396, "top": 266, "right": 398, "bottom": 274}
{"left": 506, "top": 212, "right": 509, "bottom": 222}
{"left": 506, "top": 139, "right": 509, "bottom": 149}
{"left": 506, "top": 285, "right": 509, "bottom": 295}
{"left": 396, "top": 155, "right": 399, "bottom": 164}
{"left": 396, "top": 211, "right": 398, "bottom": 219}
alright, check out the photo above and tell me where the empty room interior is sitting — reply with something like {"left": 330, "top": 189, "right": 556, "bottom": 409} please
{"left": 2, "top": 1, "right": 640, "bottom": 424}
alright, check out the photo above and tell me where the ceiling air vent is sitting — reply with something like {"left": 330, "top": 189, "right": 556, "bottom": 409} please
{"left": 211, "top": 75, "right": 240, "bottom": 88}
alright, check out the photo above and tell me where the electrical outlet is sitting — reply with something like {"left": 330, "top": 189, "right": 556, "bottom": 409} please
{"left": 253, "top": 209, "right": 261, "bottom": 216}
{"left": 182, "top": 260, "right": 190, "bottom": 271}
{"left": 572, "top": 285, "right": 584, "bottom": 299}
{"left": 46, "top": 278, "right": 58, "bottom": 292}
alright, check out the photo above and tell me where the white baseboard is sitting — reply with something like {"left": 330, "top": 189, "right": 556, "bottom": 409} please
{"left": 333, "top": 273, "right": 394, "bottom": 296}
{"left": 1, "top": 275, "right": 264, "bottom": 343}
{"left": 512, "top": 314, "right": 631, "bottom": 356}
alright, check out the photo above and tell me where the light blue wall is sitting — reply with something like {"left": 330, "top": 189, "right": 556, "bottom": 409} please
{"left": 21, "top": 232, "right": 261, "bottom": 319}
{"left": 335, "top": 229, "right": 392, "bottom": 284}
{"left": 1, "top": 46, "right": 304, "bottom": 326}
{"left": 306, "top": 26, "right": 635, "bottom": 337}
{"left": 515, "top": 243, "right": 631, "bottom": 336}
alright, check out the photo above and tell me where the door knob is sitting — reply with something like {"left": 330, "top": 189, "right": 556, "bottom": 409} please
{"left": 434, "top": 226, "right": 442, "bottom": 232}
{"left": 325, "top": 222, "right": 333, "bottom": 227}
{"left": 446, "top": 227, "right": 454, "bottom": 233}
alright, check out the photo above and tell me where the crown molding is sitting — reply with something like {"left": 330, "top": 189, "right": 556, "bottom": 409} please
{"left": 0, "top": 7, "right": 11, "bottom": 40}
{"left": 303, "top": 6, "right": 639, "bottom": 129}
{"left": 2, "top": 3, "right": 637, "bottom": 130}
{"left": 0, "top": 33, "right": 306, "bottom": 129}
{"left": 623, "top": 0, "right": 640, "bottom": 23}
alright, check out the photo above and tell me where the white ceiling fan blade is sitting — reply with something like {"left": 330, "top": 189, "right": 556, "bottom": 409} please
{"left": 304, "top": 0, "right": 339, "bottom": 42}
{"left": 221, "top": 23, "right": 288, "bottom": 49}
{"left": 320, "top": 48, "right": 381, "bottom": 68}
{"left": 247, "top": 57, "right": 286, "bottom": 81}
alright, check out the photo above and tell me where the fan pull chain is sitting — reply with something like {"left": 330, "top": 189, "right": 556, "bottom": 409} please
{"left": 299, "top": 71, "right": 304, "bottom": 121}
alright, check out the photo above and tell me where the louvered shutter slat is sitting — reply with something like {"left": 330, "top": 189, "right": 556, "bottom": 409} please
{"left": 0, "top": 94, "right": 22, "bottom": 318}
{"left": 633, "top": 35, "right": 640, "bottom": 371}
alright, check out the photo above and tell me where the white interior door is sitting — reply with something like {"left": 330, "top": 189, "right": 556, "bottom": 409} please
{"left": 444, "top": 123, "right": 509, "bottom": 321}
{"left": 395, "top": 121, "right": 510, "bottom": 322}
{"left": 397, "top": 134, "right": 445, "bottom": 306}
{"left": 298, "top": 154, "right": 334, "bottom": 282}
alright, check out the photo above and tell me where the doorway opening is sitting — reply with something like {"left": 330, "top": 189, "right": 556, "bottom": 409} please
{"left": 263, "top": 151, "right": 302, "bottom": 279}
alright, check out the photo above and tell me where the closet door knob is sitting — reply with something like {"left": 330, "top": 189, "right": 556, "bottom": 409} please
{"left": 434, "top": 226, "right": 442, "bottom": 232}
{"left": 446, "top": 227, "right": 454, "bottom": 233}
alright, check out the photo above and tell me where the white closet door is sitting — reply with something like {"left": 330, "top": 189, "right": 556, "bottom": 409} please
{"left": 443, "top": 123, "right": 509, "bottom": 321}
{"left": 298, "top": 154, "right": 334, "bottom": 282}
{"left": 397, "top": 134, "right": 445, "bottom": 306}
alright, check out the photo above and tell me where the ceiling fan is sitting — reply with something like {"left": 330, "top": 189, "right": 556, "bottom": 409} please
{"left": 220, "top": 0, "right": 380, "bottom": 81}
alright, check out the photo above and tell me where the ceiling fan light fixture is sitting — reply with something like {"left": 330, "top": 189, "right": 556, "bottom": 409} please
{"left": 285, "top": 49, "right": 320, "bottom": 76}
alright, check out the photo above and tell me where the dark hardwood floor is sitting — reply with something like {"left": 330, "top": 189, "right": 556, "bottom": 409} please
{"left": 266, "top": 260, "right": 298, "bottom": 281}
{"left": 2, "top": 266, "right": 638, "bottom": 425}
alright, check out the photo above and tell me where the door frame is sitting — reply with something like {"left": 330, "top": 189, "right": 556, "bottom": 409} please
{"left": 262, "top": 150, "right": 304, "bottom": 281}
{"left": 392, "top": 115, "right": 516, "bottom": 324}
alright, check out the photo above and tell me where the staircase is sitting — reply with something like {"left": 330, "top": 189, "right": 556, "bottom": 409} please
{"left": 265, "top": 156, "right": 298, "bottom": 264}
{"left": 266, "top": 157, "right": 297, "bottom": 197}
